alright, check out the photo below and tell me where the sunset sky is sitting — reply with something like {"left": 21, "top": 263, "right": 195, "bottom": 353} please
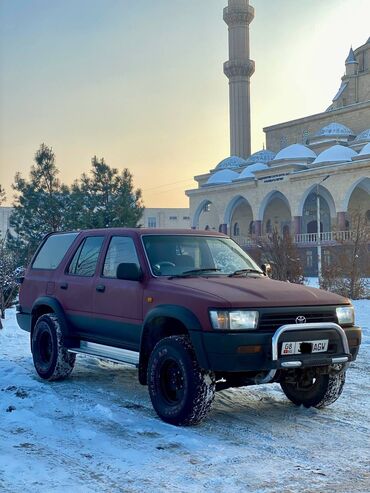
{"left": 0, "top": 0, "right": 369, "bottom": 207}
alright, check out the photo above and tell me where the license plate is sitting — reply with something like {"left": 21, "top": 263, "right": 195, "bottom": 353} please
{"left": 281, "top": 339, "right": 329, "bottom": 356}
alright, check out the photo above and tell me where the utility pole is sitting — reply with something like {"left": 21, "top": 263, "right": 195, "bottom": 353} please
{"left": 316, "top": 175, "right": 330, "bottom": 281}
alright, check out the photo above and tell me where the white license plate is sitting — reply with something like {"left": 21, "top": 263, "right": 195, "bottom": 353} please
{"left": 281, "top": 339, "right": 329, "bottom": 356}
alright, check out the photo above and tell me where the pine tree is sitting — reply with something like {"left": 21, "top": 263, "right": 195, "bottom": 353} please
{"left": 0, "top": 184, "right": 5, "bottom": 205}
{"left": 68, "top": 156, "right": 144, "bottom": 230}
{"left": 8, "top": 144, "right": 70, "bottom": 264}
{"left": 0, "top": 238, "right": 18, "bottom": 329}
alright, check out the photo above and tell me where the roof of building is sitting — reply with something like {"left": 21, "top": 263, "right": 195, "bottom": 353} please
{"left": 359, "top": 142, "right": 370, "bottom": 156}
{"left": 234, "top": 162, "right": 268, "bottom": 180}
{"left": 205, "top": 169, "right": 239, "bottom": 186}
{"left": 312, "top": 144, "right": 357, "bottom": 164}
{"left": 273, "top": 143, "right": 316, "bottom": 161}
{"left": 315, "top": 122, "right": 354, "bottom": 137}
{"left": 354, "top": 128, "right": 370, "bottom": 143}
{"left": 345, "top": 47, "right": 357, "bottom": 64}
{"left": 245, "top": 149, "right": 275, "bottom": 165}
{"left": 215, "top": 156, "right": 247, "bottom": 170}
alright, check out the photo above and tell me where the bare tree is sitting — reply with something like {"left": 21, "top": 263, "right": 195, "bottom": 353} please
{"left": 321, "top": 210, "right": 369, "bottom": 299}
{"left": 258, "top": 229, "right": 304, "bottom": 284}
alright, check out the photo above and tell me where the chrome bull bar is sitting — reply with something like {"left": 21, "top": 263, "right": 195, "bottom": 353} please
{"left": 255, "top": 322, "right": 350, "bottom": 383}
{"left": 272, "top": 322, "right": 350, "bottom": 368}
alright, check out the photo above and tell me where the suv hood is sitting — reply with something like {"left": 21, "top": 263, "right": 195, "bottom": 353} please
{"left": 168, "top": 276, "right": 349, "bottom": 308}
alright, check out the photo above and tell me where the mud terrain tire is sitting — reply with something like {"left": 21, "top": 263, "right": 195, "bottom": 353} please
{"left": 147, "top": 335, "right": 215, "bottom": 426}
{"left": 32, "top": 314, "right": 76, "bottom": 381}
{"left": 280, "top": 368, "right": 346, "bottom": 408}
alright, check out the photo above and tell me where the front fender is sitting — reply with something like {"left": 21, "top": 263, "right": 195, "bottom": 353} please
{"left": 141, "top": 304, "right": 210, "bottom": 370}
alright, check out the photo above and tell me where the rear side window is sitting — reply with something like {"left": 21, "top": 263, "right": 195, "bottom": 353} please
{"left": 102, "top": 236, "right": 140, "bottom": 278}
{"left": 68, "top": 236, "right": 104, "bottom": 277}
{"left": 32, "top": 233, "right": 78, "bottom": 270}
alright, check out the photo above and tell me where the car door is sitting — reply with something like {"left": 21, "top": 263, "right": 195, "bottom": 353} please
{"left": 90, "top": 235, "right": 143, "bottom": 350}
{"left": 56, "top": 235, "right": 106, "bottom": 337}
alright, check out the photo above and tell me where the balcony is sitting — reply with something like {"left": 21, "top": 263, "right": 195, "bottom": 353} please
{"left": 232, "top": 230, "right": 362, "bottom": 248}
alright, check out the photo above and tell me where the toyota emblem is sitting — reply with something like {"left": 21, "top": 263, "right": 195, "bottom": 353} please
{"left": 296, "top": 315, "right": 307, "bottom": 324}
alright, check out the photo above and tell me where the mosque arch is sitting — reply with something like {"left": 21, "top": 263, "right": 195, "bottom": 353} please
{"left": 258, "top": 190, "right": 292, "bottom": 235}
{"left": 300, "top": 185, "right": 336, "bottom": 234}
{"left": 341, "top": 177, "right": 370, "bottom": 212}
{"left": 298, "top": 184, "right": 336, "bottom": 218}
{"left": 224, "top": 195, "right": 254, "bottom": 237}
{"left": 193, "top": 199, "right": 220, "bottom": 230}
{"left": 345, "top": 177, "right": 370, "bottom": 227}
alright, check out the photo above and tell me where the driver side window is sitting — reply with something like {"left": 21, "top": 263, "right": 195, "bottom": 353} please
{"left": 103, "top": 236, "right": 140, "bottom": 278}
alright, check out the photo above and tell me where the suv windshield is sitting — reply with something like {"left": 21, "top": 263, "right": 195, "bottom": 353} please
{"left": 142, "top": 235, "right": 262, "bottom": 277}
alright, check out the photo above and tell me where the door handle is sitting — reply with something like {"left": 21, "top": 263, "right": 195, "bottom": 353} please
{"left": 96, "top": 284, "right": 106, "bottom": 293}
{"left": 60, "top": 282, "right": 68, "bottom": 290}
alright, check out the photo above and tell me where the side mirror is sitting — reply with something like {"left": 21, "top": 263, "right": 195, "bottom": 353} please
{"left": 261, "top": 263, "right": 272, "bottom": 277}
{"left": 116, "top": 263, "right": 143, "bottom": 282}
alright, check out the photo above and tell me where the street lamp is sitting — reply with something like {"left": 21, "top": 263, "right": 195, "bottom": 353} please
{"left": 316, "top": 175, "right": 330, "bottom": 281}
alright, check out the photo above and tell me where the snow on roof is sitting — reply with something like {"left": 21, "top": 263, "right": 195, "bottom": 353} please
{"left": 359, "top": 142, "right": 370, "bottom": 156}
{"left": 215, "top": 156, "right": 247, "bottom": 170}
{"left": 205, "top": 169, "right": 239, "bottom": 185}
{"left": 245, "top": 149, "right": 275, "bottom": 165}
{"left": 234, "top": 162, "right": 268, "bottom": 180}
{"left": 354, "top": 129, "right": 370, "bottom": 143}
{"left": 273, "top": 143, "right": 316, "bottom": 161}
{"left": 312, "top": 144, "right": 357, "bottom": 164}
{"left": 315, "top": 122, "right": 354, "bottom": 137}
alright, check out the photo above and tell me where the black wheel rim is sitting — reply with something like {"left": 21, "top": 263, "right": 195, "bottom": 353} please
{"left": 38, "top": 328, "right": 53, "bottom": 365}
{"left": 159, "top": 358, "right": 185, "bottom": 406}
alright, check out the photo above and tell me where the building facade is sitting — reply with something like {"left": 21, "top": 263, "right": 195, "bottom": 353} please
{"left": 186, "top": 1, "right": 370, "bottom": 275}
{"left": 142, "top": 208, "right": 190, "bottom": 229}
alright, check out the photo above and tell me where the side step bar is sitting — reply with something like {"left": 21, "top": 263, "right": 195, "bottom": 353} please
{"left": 69, "top": 341, "right": 140, "bottom": 367}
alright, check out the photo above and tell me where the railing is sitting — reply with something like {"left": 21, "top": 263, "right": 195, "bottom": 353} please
{"left": 295, "top": 231, "right": 355, "bottom": 244}
{"left": 232, "top": 230, "right": 359, "bottom": 247}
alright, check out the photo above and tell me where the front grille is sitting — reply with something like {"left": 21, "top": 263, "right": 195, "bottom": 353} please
{"left": 258, "top": 307, "right": 337, "bottom": 333}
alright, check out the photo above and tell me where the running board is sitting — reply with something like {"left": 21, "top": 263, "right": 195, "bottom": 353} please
{"left": 69, "top": 341, "right": 140, "bottom": 367}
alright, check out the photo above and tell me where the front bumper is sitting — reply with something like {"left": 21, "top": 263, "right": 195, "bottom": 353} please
{"left": 200, "top": 323, "right": 362, "bottom": 372}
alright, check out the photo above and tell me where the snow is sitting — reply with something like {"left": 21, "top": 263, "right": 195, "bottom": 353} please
{"left": 1, "top": 301, "right": 369, "bottom": 493}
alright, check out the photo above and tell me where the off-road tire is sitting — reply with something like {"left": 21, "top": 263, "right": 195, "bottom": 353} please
{"left": 280, "top": 368, "right": 346, "bottom": 408}
{"left": 147, "top": 335, "right": 215, "bottom": 426}
{"left": 32, "top": 314, "right": 76, "bottom": 381}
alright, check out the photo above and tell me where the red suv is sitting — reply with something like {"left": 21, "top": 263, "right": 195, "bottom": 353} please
{"left": 17, "top": 229, "right": 361, "bottom": 425}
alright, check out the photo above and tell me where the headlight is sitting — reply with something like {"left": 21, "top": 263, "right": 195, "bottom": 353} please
{"left": 209, "top": 310, "right": 259, "bottom": 330}
{"left": 336, "top": 306, "right": 354, "bottom": 326}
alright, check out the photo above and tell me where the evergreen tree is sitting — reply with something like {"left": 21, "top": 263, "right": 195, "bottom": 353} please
{"left": 0, "top": 184, "right": 5, "bottom": 205}
{"left": 8, "top": 144, "right": 70, "bottom": 264}
{"left": 68, "top": 157, "right": 144, "bottom": 230}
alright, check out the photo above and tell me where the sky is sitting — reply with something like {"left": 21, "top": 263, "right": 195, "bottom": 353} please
{"left": 0, "top": 0, "right": 369, "bottom": 208}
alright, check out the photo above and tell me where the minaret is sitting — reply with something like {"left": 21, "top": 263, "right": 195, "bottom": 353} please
{"left": 223, "top": 0, "right": 255, "bottom": 159}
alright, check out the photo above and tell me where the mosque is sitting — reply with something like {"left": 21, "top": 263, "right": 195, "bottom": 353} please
{"left": 186, "top": 0, "right": 370, "bottom": 275}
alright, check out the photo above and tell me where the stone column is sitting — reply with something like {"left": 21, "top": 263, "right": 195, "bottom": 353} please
{"left": 337, "top": 211, "right": 347, "bottom": 230}
{"left": 223, "top": 0, "right": 255, "bottom": 159}
{"left": 293, "top": 216, "right": 302, "bottom": 235}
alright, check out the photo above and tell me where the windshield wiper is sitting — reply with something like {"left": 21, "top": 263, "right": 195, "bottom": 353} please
{"left": 228, "top": 268, "right": 263, "bottom": 277}
{"left": 169, "top": 268, "right": 221, "bottom": 279}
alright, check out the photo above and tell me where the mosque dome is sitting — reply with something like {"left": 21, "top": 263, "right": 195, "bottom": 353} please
{"left": 315, "top": 123, "right": 354, "bottom": 138}
{"left": 205, "top": 169, "right": 239, "bottom": 186}
{"left": 359, "top": 142, "right": 370, "bottom": 156}
{"left": 245, "top": 149, "right": 275, "bottom": 165}
{"left": 312, "top": 144, "right": 357, "bottom": 165}
{"left": 234, "top": 162, "right": 269, "bottom": 180}
{"left": 273, "top": 143, "right": 316, "bottom": 161}
{"left": 354, "top": 129, "right": 370, "bottom": 144}
{"left": 215, "top": 156, "right": 247, "bottom": 170}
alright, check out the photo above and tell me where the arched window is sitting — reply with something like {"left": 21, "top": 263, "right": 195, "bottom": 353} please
{"left": 266, "top": 219, "right": 272, "bottom": 234}
{"left": 282, "top": 224, "right": 290, "bottom": 236}
{"left": 249, "top": 221, "right": 255, "bottom": 235}
{"left": 205, "top": 225, "right": 210, "bottom": 231}
{"left": 233, "top": 222, "right": 240, "bottom": 236}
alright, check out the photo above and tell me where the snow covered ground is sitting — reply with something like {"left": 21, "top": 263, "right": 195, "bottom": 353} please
{"left": 0, "top": 299, "right": 369, "bottom": 492}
